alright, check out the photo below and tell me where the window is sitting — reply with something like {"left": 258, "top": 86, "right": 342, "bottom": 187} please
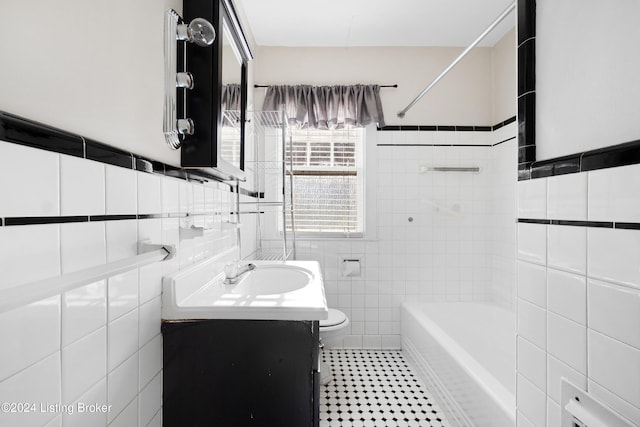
{"left": 284, "top": 126, "right": 364, "bottom": 235}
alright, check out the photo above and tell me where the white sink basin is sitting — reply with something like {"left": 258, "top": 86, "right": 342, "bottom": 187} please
{"left": 231, "top": 265, "right": 312, "bottom": 295}
{"left": 162, "top": 252, "right": 328, "bottom": 321}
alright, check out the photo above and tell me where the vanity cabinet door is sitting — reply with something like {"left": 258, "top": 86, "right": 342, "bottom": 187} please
{"left": 162, "top": 319, "right": 319, "bottom": 427}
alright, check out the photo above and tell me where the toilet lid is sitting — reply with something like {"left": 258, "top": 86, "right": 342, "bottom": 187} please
{"left": 320, "top": 309, "right": 347, "bottom": 328}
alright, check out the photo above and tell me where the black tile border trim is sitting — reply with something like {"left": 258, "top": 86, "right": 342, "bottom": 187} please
{"left": 0, "top": 212, "right": 252, "bottom": 227}
{"left": 520, "top": 139, "right": 640, "bottom": 180}
{"left": 376, "top": 116, "right": 516, "bottom": 132}
{"left": 517, "top": 218, "right": 640, "bottom": 230}
{"left": 0, "top": 111, "right": 262, "bottom": 198}
{"left": 377, "top": 136, "right": 516, "bottom": 149}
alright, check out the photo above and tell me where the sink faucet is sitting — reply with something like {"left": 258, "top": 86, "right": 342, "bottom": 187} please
{"left": 223, "top": 261, "right": 256, "bottom": 284}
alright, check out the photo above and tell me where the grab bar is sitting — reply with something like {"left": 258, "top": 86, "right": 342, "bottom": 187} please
{"left": 0, "top": 241, "right": 175, "bottom": 314}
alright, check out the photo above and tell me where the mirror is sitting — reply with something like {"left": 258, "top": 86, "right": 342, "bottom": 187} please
{"left": 181, "top": 0, "right": 252, "bottom": 181}
{"left": 220, "top": 19, "right": 243, "bottom": 169}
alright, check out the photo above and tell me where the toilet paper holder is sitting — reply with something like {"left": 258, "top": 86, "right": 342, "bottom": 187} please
{"left": 341, "top": 259, "right": 361, "bottom": 277}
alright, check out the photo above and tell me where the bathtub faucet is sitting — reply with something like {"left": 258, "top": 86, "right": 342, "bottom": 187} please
{"left": 223, "top": 261, "right": 256, "bottom": 284}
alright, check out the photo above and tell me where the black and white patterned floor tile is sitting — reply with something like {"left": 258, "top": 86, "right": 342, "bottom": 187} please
{"left": 320, "top": 350, "right": 449, "bottom": 427}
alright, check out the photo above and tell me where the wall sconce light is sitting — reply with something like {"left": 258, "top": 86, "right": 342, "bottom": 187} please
{"left": 164, "top": 10, "right": 215, "bottom": 150}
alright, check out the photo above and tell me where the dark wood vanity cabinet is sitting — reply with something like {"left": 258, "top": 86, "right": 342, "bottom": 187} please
{"left": 162, "top": 319, "right": 320, "bottom": 427}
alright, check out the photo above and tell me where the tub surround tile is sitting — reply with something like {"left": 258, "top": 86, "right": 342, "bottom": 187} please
{"left": 63, "top": 377, "right": 107, "bottom": 427}
{"left": 60, "top": 154, "right": 105, "bottom": 216}
{"left": 517, "top": 222, "right": 547, "bottom": 265}
{"left": 0, "top": 141, "right": 60, "bottom": 217}
{"left": 0, "top": 353, "right": 61, "bottom": 427}
{"left": 517, "top": 336, "right": 546, "bottom": 392}
{"left": 62, "top": 280, "right": 106, "bottom": 348}
{"left": 518, "top": 299, "right": 547, "bottom": 350}
{"left": 138, "top": 373, "right": 161, "bottom": 427}
{"left": 588, "top": 279, "right": 640, "bottom": 349}
{"left": 547, "top": 269, "right": 586, "bottom": 325}
{"left": 547, "top": 225, "right": 586, "bottom": 274}
{"left": 588, "top": 163, "right": 640, "bottom": 223}
{"left": 107, "top": 353, "right": 138, "bottom": 424}
{"left": 61, "top": 326, "right": 107, "bottom": 404}
{"left": 547, "top": 312, "right": 586, "bottom": 374}
{"left": 517, "top": 374, "right": 546, "bottom": 427}
{"left": 546, "top": 355, "right": 586, "bottom": 404}
{"left": 108, "top": 308, "right": 139, "bottom": 372}
{"left": 60, "top": 222, "right": 106, "bottom": 274}
{"left": 588, "top": 379, "right": 640, "bottom": 425}
{"left": 587, "top": 227, "right": 640, "bottom": 288}
{"left": 517, "top": 261, "right": 546, "bottom": 307}
{"left": 546, "top": 398, "right": 561, "bottom": 427}
{"left": 547, "top": 173, "right": 587, "bottom": 220}
{"left": 517, "top": 178, "right": 547, "bottom": 219}
{"left": 588, "top": 330, "right": 640, "bottom": 407}
{"left": 0, "top": 295, "right": 60, "bottom": 381}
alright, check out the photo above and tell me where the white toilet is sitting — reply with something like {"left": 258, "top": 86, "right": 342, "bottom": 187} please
{"left": 319, "top": 308, "right": 349, "bottom": 385}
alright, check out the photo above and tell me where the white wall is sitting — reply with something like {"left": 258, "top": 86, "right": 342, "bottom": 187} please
{"left": 253, "top": 46, "right": 495, "bottom": 126}
{"left": 536, "top": 0, "right": 640, "bottom": 160}
{"left": 0, "top": 0, "right": 183, "bottom": 165}
{"left": 492, "top": 28, "right": 517, "bottom": 124}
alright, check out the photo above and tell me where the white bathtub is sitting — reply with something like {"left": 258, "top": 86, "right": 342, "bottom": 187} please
{"left": 401, "top": 301, "right": 515, "bottom": 426}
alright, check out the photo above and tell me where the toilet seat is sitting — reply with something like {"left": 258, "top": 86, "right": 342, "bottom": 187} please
{"left": 320, "top": 308, "right": 349, "bottom": 332}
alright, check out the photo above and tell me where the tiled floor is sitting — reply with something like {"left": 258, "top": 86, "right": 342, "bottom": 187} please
{"left": 320, "top": 350, "right": 449, "bottom": 427}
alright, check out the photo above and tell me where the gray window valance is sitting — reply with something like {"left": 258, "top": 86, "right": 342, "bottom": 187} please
{"left": 262, "top": 84, "right": 385, "bottom": 129}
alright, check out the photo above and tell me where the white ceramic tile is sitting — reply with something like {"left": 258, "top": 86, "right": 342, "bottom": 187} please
{"left": 137, "top": 171, "right": 162, "bottom": 215}
{"left": 162, "top": 176, "right": 180, "bottom": 214}
{"left": 105, "top": 165, "right": 136, "bottom": 215}
{"left": 517, "top": 374, "right": 546, "bottom": 427}
{"left": 192, "top": 183, "right": 205, "bottom": 214}
{"left": 516, "top": 411, "right": 536, "bottom": 427}
{"left": 588, "top": 379, "right": 640, "bottom": 426}
{"left": 62, "top": 326, "right": 106, "bottom": 404}
{"left": 517, "top": 336, "right": 546, "bottom": 392}
{"left": 547, "top": 225, "right": 586, "bottom": 274}
{"left": 0, "top": 141, "right": 59, "bottom": 217}
{"left": 0, "top": 352, "right": 61, "bottom": 427}
{"left": 63, "top": 377, "right": 107, "bottom": 427}
{"left": 588, "top": 330, "right": 640, "bottom": 407}
{"left": 139, "top": 334, "right": 162, "bottom": 389}
{"left": 138, "top": 296, "right": 161, "bottom": 347}
{"left": 107, "top": 353, "right": 138, "bottom": 423}
{"left": 517, "top": 261, "right": 546, "bottom": 307}
{"left": 517, "top": 299, "right": 546, "bottom": 350}
{"left": 517, "top": 223, "right": 547, "bottom": 265}
{"left": 43, "top": 415, "right": 62, "bottom": 427}
{"left": 105, "top": 219, "right": 138, "bottom": 262}
{"left": 547, "top": 268, "right": 586, "bottom": 325}
{"left": 62, "top": 280, "right": 106, "bottom": 347}
{"left": 107, "top": 270, "right": 138, "bottom": 321}
{"left": 546, "top": 355, "right": 586, "bottom": 403}
{"left": 547, "top": 398, "right": 561, "bottom": 427}
{"left": 0, "top": 295, "right": 60, "bottom": 381}
{"left": 139, "top": 263, "right": 162, "bottom": 304}
{"left": 517, "top": 178, "right": 547, "bottom": 219}
{"left": 588, "top": 163, "right": 640, "bottom": 223}
{"left": 588, "top": 279, "right": 640, "bottom": 349}
{"left": 179, "top": 181, "right": 193, "bottom": 213}
{"left": 108, "top": 397, "right": 138, "bottom": 427}
{"left": 60, "top": 222, "right": 106, "bottom": 273}
{"left": 0, "top": 224, "right": 60, "bottom": 290}
{"left": 60, "top": 155, "right": 104, "bottom": 216}
{"left": 138, "top": 373, "right": 161, "bottom": 426}
{"left": 587, "top": 227, "right": 640, "bottom": 288}
{"left": 147, "top": 409, "right": 162, "bottom": 427}
{"left": 547, "top": 312, "right": 586, "bottom": 374}
{"left": 362, "top": 335, "right": 382, "bottom": 349}
{"left": 108, "top": 308, "right": 138, "bottom": 372}
{"left": 547, "top": 173, "right": 587, "bottom": 221}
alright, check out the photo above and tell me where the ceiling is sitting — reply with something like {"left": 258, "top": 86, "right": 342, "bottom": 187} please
{"left": 238, "top": 0, "right": 515, "bottom": 47}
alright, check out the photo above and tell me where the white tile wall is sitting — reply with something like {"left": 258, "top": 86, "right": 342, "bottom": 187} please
{"left": 518, "top": 177, "right": 547, "bottom": 219}
{"left": 0, "top": 137, "right": 248, "bottom": 426}
{"left": 517, "top": 165, "right": 640, "bottom": 424}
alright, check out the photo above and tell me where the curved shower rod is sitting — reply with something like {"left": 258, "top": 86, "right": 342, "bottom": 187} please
{"left": 397, "top": 1, "right": 516, "bottom": 118}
